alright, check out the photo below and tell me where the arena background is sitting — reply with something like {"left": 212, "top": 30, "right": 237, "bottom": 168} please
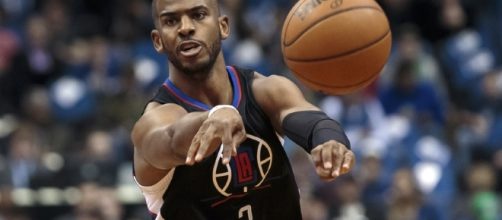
{"left": 0, "top": 0, "right": 501, "bottom": 219}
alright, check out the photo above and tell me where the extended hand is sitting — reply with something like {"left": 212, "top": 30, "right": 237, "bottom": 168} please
{"left": 311, "top": 140, "right": 355, "bottom": 181}
{"left": 186, "top": 107, "right": 246, "bottom": 165}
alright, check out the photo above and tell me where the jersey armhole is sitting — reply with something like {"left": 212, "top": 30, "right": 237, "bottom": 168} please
{"left": 134, "top": 168, "right": 175, "bottom": 193}
{"left": 134, "top": 169, "right": 175, "bottom": 220}
{"left": 246, "top": 70, "right": 284, "bottom": 137}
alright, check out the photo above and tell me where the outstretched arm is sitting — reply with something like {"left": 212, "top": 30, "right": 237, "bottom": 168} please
{"left": 132, "top": 103, "right": 204, "bottom": 170}
{"left": 253, "top": 73, "right": 355, "bottom": 181}
{"left": 131, "top": 102, "right": 245, "bottom": 185}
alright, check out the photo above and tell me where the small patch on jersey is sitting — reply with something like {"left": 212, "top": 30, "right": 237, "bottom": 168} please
{"left": 232, "top": 147, "right": 257, "bottom": 186}
{"left": 212, "top": 134, "right": 273, "bottom": 197}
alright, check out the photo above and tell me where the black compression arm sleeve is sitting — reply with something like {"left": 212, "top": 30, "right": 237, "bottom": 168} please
{"left": 282, "top": 111, "right": 350, "bottom": 152}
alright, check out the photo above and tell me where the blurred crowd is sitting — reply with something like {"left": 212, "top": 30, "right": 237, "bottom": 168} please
{"left": 0, "top": 0, "right": 501, "bottom": 219}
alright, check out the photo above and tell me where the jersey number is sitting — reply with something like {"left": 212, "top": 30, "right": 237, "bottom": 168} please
{"left": 238, "top": 204, "right": 253, "bottom": 220}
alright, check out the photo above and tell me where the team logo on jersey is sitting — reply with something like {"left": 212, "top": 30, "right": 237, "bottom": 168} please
{"left": 232, "top": 147, "right": 257, "bottom": 186}
{"left": 212, "top": 134, "right": 273, "bottom": 197}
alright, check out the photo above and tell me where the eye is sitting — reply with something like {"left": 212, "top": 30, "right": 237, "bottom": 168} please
{"left": 193, "top": 11, "right": 206, "bottom": 20}
{"left": 163, "top": 17, "right": 178, "bottom": 26}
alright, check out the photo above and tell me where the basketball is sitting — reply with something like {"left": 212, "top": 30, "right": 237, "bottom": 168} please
{"left": 281, "top": 0, "right": 392, "bottom": 95}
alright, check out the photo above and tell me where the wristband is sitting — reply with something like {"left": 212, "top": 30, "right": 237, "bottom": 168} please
{"left": 282, "top": 111, "right": 350, "bottom": 152}
{"left": 208, "top": 105, "right": 239, "bottom": 118}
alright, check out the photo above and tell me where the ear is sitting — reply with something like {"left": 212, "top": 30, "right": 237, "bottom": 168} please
{"left": 219, "top": 16, "right": 230, "bottom": 40}
{"left": 151, "top": 30, "right": 164, "bottom": 53}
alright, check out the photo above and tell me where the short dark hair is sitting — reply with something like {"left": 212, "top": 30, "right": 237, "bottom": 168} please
{"left": 151, "top": 0, "right": 221, "bottom": 29}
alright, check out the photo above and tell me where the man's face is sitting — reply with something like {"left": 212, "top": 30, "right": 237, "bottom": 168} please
{"left": 151, "top": 0, "right": 229, "bottom": 76}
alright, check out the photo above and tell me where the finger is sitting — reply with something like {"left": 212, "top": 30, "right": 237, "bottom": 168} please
{"left": 221, "top": 127, "right": 233, "bottom": 164}
{"left": 186, "top": 143, "right": 199, "bottom": 165}
{"left": 331, "top": 144, "right": 344, "bottom": 178}
{"left": 221, "top": 144, "right": 233, "bottom": 164}
{"left": 194, "top": 126, "right": 216, "bottom": 162}
{"left": 341, "top": 151, "right": 355, "bottom": 174}
{"left": 195, "top": 138, "right": 210, "bottom": 162}
{"left": 315, "top": 164, "right": 332, "bottom": 178}
{"left": 231, "top": 130, "right": 246, "bottom": 156}
{"left": 321, "top": 145, "right": 332, "bottom": 170}
{"left": 311, "top": 147, "right": 322, "bottom": 165}
{"left": 186, "top": 122, "right": 210, "bottom": 164}
{"left": 186, "top": 131, "right": 203, "bottom": 165}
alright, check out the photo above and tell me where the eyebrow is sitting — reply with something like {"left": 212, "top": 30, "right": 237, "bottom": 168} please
{"left": 159, "top": 5, "right": 209, "bottom": 17}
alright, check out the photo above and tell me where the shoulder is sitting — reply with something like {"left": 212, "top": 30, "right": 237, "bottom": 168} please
{"left": 251, "top": 71, "right": 310, "bottom": 112}
{"left": 143, "top": 101, "right": 187, "bottom": 116}
{"left": 231, "top": 66, "right": 297, "bottom": 89}
{"left": 252, "top": 72, "right": 300, "bottom": 97}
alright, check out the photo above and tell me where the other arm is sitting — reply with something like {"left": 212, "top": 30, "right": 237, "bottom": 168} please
{"left": 253, "top": 73, "right": 355, "bottom": 180}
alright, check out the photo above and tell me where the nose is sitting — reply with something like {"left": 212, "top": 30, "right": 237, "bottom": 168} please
{"left": 178, "top": 15, "right": 195, "bottom": 37}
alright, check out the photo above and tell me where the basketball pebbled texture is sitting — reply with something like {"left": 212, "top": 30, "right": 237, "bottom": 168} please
{"left": 281, "top": 0, "right": 392, "bottom": 95}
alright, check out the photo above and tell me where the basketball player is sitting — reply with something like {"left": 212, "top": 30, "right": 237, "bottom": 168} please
{"left": 131, "top": 0, "right": 355, "bottom": 219}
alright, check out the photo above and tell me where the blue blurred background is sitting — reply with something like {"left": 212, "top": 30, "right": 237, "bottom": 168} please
{"left": 0, "top": 0, "right": 501, "bottom": 219}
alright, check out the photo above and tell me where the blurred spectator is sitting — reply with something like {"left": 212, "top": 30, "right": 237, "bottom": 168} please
{"left": 439, "top": 29, "right": 498, "bottom": 110}
{"left": 378, "top": 0, "right": 413, "bottom": 32}
{"left": 452, "top": 162, "right": 501, "bottom": 220}
{"left": 481, "top": 70, "right": 502, "bottom": 104}
{"left": 382, "top": 24, "right": 445, "bottom": 95}
{"left": 387, "top": 168, "right": 442, "bottom": 220}
{"left": 0, "top": 13, "right": 62, "bottom": 118}
{"left": 467, "top": 163, "right": 500, "bottom": 220}
{"left": 0, "top": 11, "right": 19, "bottom": 70}
{"left": 320, "top": 91, "right": 389, "bottom": 157}
{"left": 6, "top": 123, "right": 43, "bottom": 188}
{"left": 0, "top": 25, "right": 21, "bottom": 114}
{"left": 110, "top": 0, "right": 152, "bottom": 44}
{"left": 87, "top": 36, "right": 121, "bottom": 96}
{"left": 379, "top": 60, "right": 446, "bottom": 127}
{"left": 333, "top": 176, "right": 369, "bottom": 220}
{"left": 229, "top": 38, "right": 269, "bottom": 74}
{"left": 437, "top": 0, "right": 502, "bottom": 154}
{"left": 39, "top": 0, "right": 70, "bottom": 44}
{"left": 0, "top": 0, "right": 34, "bottom": 27}
{"left": 17, "top": 15, "right": 62, "bottom": 86}
{"left": 57, "top": 183, "right": 124, "bottom": 220}
{"left": 0, "top": 6, "right": 22, "bottom": 114}
{"left": 63, "top": 129, "right": 119, "bottom": 187}
{"left": 21, "top": 87, "right": 52, "bottom": 125}
{"left": 97, "top": 61, "right": 146, "bottom": 128}
{"left": 407, "top": 0, "right": 467, "bottom": 43}
{"left": 481, "top": 71, "right": 502, "bottom": 151}
{"left": 49, "top": 76, "right": 96, "bottom": 123}
{"left": 412, "top": 136, "right": 457, "bottom": 220}
{"left": 358, "top": 155, "right": 387, "bottom": 220}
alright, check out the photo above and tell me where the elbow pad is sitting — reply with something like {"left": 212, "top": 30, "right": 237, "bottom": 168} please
{"left": 282, "top": 111, "right": 350, "bottom": 152}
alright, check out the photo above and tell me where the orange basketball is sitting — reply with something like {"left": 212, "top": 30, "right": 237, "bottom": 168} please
{"left": 281, "top": 0, "right": 392, "bottom": 95}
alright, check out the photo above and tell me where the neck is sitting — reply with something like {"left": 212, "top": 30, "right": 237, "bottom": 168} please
{"left": 168, "top": 53, "right": 233, "bottom": 107}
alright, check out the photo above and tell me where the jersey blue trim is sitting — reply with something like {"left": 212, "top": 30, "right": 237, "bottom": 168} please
{"left": 163, "top": 66, "right": 242, "bottom": 110}
{"left": 165, "top": 79, "right": 212, "bottom": 110}
{"left": 227, "top": 66, "right": 242, "bottom": 108}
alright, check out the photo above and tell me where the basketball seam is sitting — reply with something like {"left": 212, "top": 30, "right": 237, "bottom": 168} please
{"left": 290, "top": 33, "right": 391, "bottom": 88}
{"left": 285, "top": 30, "right": 390, "bottom": 62}
{"left": 283, "top": 6, "right": 384, "bottom": 47}
{"left": 295, "top": 66, "right": 379, "bottom": 88}
{"left": 282, "top": 0, "right": 307, "bottom": 47}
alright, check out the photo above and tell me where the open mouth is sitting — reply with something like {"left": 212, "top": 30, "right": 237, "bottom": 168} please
{"left": 179, "top": 41, "right": 202, "bottom": 57}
